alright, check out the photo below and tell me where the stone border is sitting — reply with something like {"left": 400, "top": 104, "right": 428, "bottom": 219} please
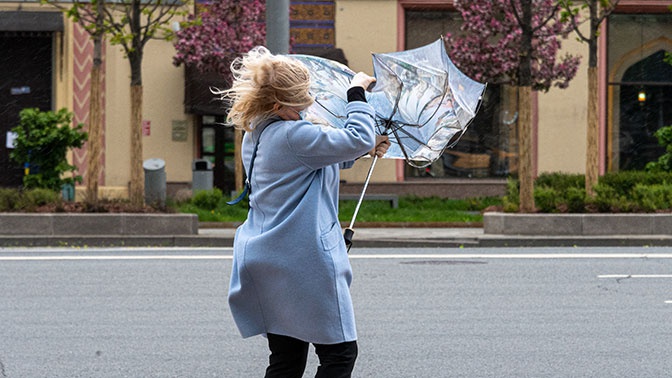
{"left": 0, "top": 213, "right": 198, "bottom": 236}
{"left": 484, "top": 212, "right": 672, "bottom": 235}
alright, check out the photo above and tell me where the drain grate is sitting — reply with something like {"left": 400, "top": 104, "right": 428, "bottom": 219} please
{"left": 401, "top": 260, "right": 486, "bottom": 265}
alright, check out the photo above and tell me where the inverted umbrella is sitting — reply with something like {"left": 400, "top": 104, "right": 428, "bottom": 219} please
{"left": 291, "top": 39, "right": 487, "bottom": 248}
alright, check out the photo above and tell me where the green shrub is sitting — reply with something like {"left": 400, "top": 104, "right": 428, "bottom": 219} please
{"left": 534, "top": 186, "right": 559, "bottom": 212}
{"left": 10, "top": 108, "right": 88, "bottom": 190}
{"left": 0, "top": 188, "right": 20, "bottom": 211}
{"left": 535, "top": 172, "right": 584, "bottom": 189}
{"left": 191, "top": 188, "right": 224, "bottom": 210}
{"left": 586, "top": 183, "right": 615, "bottom": 212}
{"left": 502, "top": 177, "right": 520, "bottom": 212}
{"left": 565, "top": 187, "right": 586, "bottom": 213}
{"left": 16, "top": 188, "right": 61, "bottom": 211}
{"left": 599, "top": 171, "right": 672, "bottom": 194}
{"left": 505, "top": 171, "right": 672, "bottom": 213}
{"left": 631, "top": 183, "right": 672, "bottom": 211}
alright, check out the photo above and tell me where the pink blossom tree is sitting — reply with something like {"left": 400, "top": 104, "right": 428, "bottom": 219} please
{"left": 172, "top": 0, "right": 265, "bottom": 79}
{"left": 445, "top": 0, "right": 581, "bottom": 212}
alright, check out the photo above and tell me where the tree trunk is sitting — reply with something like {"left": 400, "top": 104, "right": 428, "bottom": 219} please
{"left": 129, "top": 85, "right": 144, "bottom": 207}
{"left": 86, "top": 31, "right": 104, "bottom": 205}
{"left": 128, "top": 39, "right": 144, "bottom": 207}
{"left": 517, "top": 0, "right": 535, "bottom": 213}
{"left": 585, "top": 66, "right": 599, "bottom": 196}
{"left": 518, "top": 86, "right": 535, "bottom": 212}
{"left": 235, "top": 128, "right": 244, "bottom": 192}
{"left": 86, "top": 64, "right": 103, "bottom": 204}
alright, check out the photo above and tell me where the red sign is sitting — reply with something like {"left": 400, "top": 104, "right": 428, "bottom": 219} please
{"left": 142, "top": 120, "right": 151, "bottom": 136}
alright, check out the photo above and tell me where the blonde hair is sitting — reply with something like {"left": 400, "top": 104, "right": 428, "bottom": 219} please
{"left": 218, "top": 46, "right": 313, "bottom": 131}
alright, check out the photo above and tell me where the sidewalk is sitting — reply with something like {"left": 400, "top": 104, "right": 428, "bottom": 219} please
{"left": 3, "top": 225, "right": 670, "bottom": 248}
{"left": 196, "top": 226, "right": 672, "bottom": 248}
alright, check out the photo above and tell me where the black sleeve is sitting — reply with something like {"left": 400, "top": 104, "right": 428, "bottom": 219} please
{"left": 347, "top": 87, "right": 367, "bottom": 103}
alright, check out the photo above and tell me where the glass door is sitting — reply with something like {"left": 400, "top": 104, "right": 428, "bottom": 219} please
{"left": 200, "top": 115, "right": 236, "bottom": 193}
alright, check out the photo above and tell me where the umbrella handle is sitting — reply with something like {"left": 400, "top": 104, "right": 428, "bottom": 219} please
{"left": 343, "top": 227, "right": 354, "bottom": 252}
{"left": 343, "top": 155, "right": 378, "bottom": 251}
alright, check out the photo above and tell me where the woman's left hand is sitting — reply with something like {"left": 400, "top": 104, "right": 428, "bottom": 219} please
{"left": 369, "top": 135, "right": 391, "bottom": 158}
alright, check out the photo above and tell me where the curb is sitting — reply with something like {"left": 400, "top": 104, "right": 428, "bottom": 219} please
{"left": 0, "top": 213, "right": 198, "bottom": 236}
{"left": 484, "top": 212, "right": 672, "bottom": 236}
{"left": 2, "top": 213, "right": 672, "bottom": 248}
{"left": 4, "top": 233, "right": 672, "bottom": 248}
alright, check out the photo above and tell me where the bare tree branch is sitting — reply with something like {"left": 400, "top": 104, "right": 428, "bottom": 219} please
{"left": 509, "top": 0, "right": 523, "bottom": 27}
{"left": 531, "top": 2, "right": 562, "bottom": 34}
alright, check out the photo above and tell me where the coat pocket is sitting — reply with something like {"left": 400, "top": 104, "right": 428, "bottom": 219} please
{"left": 320, "top": 222, "right": 343, "bottom": 251}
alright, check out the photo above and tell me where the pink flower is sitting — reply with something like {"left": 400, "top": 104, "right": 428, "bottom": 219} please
{"left": 172, "top": 0, "right": 266, "bottom": 81}
{"left": 446, "top": 0, "right": 581, "bottom": 91}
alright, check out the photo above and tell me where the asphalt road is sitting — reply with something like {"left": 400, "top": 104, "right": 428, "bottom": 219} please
{"left": 1, "top": 247, "right": 671, "bottom": 378}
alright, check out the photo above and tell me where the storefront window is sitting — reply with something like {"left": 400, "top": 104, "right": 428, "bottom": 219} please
{"left": 200, "top": 115, "right": 236, "bottom": 192}
{"left": 607, "top": 14, "right": 672, "bottom": 171}
{"left": 404, "top": 10, "right": 518, "bottom": 179}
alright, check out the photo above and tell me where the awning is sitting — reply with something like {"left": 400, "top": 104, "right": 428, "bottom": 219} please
{"left": 0, "top": 11, "right": 64, "bottom": 32}
{"left": 184, "top": 65, "right": 230, "bottom": 116}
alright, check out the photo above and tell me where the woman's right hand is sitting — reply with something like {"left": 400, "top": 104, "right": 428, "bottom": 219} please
{"left": 350, "top": 72, "right": 376, "bottom": 91}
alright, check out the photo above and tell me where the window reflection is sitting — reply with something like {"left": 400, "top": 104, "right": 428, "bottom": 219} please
{"left": 404, "top": 10, "right": 518, "bottom": 179}
{"left": 608, "top": 14, "right": 672, "bottom": 172}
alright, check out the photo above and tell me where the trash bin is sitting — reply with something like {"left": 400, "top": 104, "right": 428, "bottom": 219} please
{"left": 192, "top": 159, "right": 213, "bottom": 194}
{"left": 144, "top": 158, "right": 166, "bottom": 207}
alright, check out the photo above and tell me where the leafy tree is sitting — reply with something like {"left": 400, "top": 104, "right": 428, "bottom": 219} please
{"left": 10, "top": 108, "right": 88, "bottom": 191}
{"left": 560, "top": 0, "right": 620, "bottom": 197}
{"left": 44, "top": 0, "right": 190, "bottom": 206}
{"left": 646, "top": 125, "right": 672, "bottom": 172}
{"left": 172, "top": 0, "right": 265, "bottom": 192}
{"left": 445, "top": 0, "right": 581, "bottom": 212}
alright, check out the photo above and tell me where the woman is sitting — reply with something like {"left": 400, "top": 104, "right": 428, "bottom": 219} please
{"left": 221, "top": 46, "right": 389, "bottom": 378}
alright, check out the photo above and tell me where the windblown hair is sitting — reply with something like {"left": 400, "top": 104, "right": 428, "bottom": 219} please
{"left": 217, "top": 46, "right": 313, "bottom": 131}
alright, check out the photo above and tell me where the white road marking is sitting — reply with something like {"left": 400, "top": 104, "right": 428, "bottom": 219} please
{"left": 598, "top": 274, "right": 672, "bottom": 279}
{"left": 0, "top": 255, "right": 232, "bottom": 261}
{"left": 2, "top": 252, "right": 672, "bottom": 261}
{"left": 351, "top": 253, "right": 672, "bottom": 259}
{"left": 665, "top": 301, "right": 672, "bottom": 304}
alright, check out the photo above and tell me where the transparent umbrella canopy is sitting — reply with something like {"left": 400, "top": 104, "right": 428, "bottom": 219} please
{"left": 291, "top": 39, "right": 487, "bottom": 248}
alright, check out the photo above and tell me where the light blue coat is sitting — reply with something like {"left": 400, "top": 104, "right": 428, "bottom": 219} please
{"left": 228, "top": 101, "right": 376, "bottom": 344}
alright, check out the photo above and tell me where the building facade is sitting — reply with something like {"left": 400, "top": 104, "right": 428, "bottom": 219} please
{"left": 1, "top": 1, "right": 671, "bottom": 198}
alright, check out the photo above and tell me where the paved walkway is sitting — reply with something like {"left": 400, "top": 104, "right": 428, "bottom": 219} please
{"left": 198, "top": 227, "right": 672, "bottom": 248}
{"left": 3, "top": 225, "right": 672, "bottom": 248}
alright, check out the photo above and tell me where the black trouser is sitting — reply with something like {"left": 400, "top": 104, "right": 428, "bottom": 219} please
{"left": 264, "top": 333, "right": 358, "bottom": 378}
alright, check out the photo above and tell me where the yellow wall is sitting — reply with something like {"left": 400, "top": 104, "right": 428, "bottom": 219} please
{"left": 104, "top": 38, "right": 194, "bottom": 187}
{"left": 536, "top": 30, "right": 589, "bottom": 174}
{"left": 336, "top": 0, "right": 398, "bottom": 183}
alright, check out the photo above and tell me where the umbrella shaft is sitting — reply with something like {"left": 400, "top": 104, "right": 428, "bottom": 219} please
{"left": 349, "top": 155, "right": 378, "bottom": 229}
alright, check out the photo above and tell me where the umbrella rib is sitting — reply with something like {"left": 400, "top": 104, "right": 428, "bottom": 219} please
{"left": 314, "top": 98, "right": 347, "bottom": 120}
{"left": 390, "top": 124, "right": 413, "bottom": 162}
{"left": 412, "top": 80, "right": 452, "bottom": 129}
{"left": 386, "top": 121, "right": 431, "bottom": 149}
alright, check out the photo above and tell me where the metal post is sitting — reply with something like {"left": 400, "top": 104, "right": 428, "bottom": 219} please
{"left": 343, "top": 156, "right": 378, "bottom": 251}
{"left": 266, "top": 0, "right": 290, "bottom": 54}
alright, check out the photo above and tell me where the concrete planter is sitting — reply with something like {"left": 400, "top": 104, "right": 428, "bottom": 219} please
{"left": 484, "top": 212, "right": 672, "bottom": 236}
{"left": 0, "top": 213, "right": 198, "bottom": 236}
